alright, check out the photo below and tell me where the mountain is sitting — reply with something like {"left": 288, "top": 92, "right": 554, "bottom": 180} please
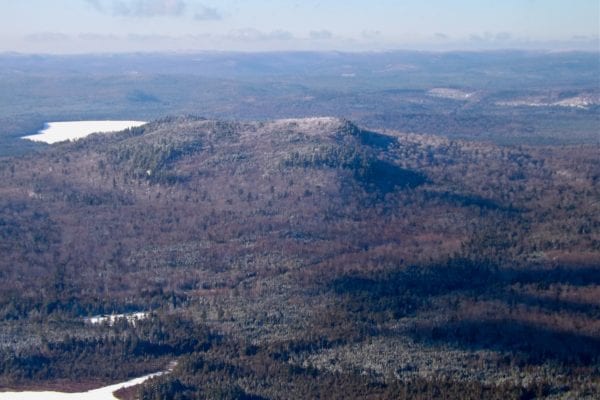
{"left": 0, "top": 117, "right": 598, "bottom": 398}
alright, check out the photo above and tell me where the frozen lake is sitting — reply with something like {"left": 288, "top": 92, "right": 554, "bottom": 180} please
{"left": 0, "top": 370, "right": 164, "bottom": 400}
{"left": 22, "top": 121, "right": 146, "bottom": 144}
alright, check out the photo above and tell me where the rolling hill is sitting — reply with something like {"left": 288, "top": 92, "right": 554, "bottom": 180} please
{"left": 0, "top": 116, "right": 598, "bottom": 398}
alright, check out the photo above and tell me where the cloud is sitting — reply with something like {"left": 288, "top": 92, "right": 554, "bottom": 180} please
{"left": 127, "top": 33, "right": 176, "bottom": 42}
{"left": 495, "top": 32, "right": 512, "bottom": 41}
{"left": 227, "top": 29, "right": 294, "bottom": 42}
{"left": 86, "top": 1, "right": 224, "bottom": 21}
{"left": 571, "top": 35, "right": 595, "bottom": 41}
{"left": 24, "top": 32, "right": 71, "bottom": 42}
{"left": 86, "top": 0, "right": 187, "bottom": 17}
{"left": 361, "top": 30, "right": 381, "bottom": 40}
{"left": 85, "top": 0, "right": 104, "bottom": 11}
{"left": 269, "top": 30, "right": 294, "bottom": 40}
{"left": 78, "top": 33, "right": 119, "bottom": 41}
{"left": 194, "top": 5, "right": 221, "bottom": 21}
{"left": 469, "top": 32, "right": 493, "bottom": 42}
{"left": 468, "top": 32, "right": 514, "bottom": 44}
{"left": 434, "top": 32, "right": 448, "bottom": 40}
{"left": 309, "top": 30, "right": 333, "bottom": 40}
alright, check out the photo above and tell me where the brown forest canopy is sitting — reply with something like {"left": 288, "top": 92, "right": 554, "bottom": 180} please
{"left": 0, "top": 116, "right": 598, "bottom": 398}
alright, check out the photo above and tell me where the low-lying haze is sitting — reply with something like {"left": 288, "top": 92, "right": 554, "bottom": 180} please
{"left": 0, "top": 0, "right": 598, "bottom": 53}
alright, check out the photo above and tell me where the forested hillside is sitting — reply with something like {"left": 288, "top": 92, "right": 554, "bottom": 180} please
{"left": 0, "top": 117, "right": 598, "bottom": 398}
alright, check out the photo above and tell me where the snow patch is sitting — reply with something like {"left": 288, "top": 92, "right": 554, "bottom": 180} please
{"left": 496, "top": 94, "right": 599, "bottom": 109}
{"left": 85, "top": 312, "right": 149, "bottom": 326}
{"left": 0, "top": 371, "right": 164, "bottom": 400}
{"left": 428, "top": 88, "right": 475, "bottom": 100}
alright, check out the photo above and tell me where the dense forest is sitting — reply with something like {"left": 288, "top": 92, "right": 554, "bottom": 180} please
{"left": 0, "top": 115, "right": 598, "bottom": 398}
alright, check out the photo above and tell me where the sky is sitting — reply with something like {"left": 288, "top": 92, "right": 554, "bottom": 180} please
{"left": 0, "top": 0, "right": 598, "bottom": 53}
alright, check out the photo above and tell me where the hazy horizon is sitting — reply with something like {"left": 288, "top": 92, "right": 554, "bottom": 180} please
{"left": 0, "top": 0, "right": 598, "bottom": 54}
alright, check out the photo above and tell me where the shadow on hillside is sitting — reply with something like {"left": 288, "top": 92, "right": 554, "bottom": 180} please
{"left": 506, "top": 292, "right": 600, "bottom": 318}
{"left": 354, "top": 128, "right": 398, "bottom": 150}
{"left": 356, "top": 159, "right": 427, "bottom": 194}
{"left": 330, "top": 259, "right": 495, "bottom": 319}
{"left": 506, "top": 266, "right": 600, "bottom": 287}
{"left": 408, "top": 319, "right": 600, "bottom": 366}
{"left": 423, "top": 190, "right": 518, "bottom": 212}
{"left": 329, "top": 259, "right": 600, "bottom": 364}
{"left": 331, "top": 262, "right": 600, "bottom": 307}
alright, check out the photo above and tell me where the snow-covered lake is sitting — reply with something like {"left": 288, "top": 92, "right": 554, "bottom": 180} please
{"left": 21, "top": 121, "right": 146, "bottom": 144}
{"left": 0, "top": 370, "right": 164, "bottom": 400}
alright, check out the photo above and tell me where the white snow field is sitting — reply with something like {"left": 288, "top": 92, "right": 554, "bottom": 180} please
{"left": 0, "top": 370, "right": 164, "bottom": 400}
{"left": 85, "top": 312, "right": 149, "bottom": 325}
{"left": 22, "top": 121, "right": 146, "bottom": 144}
